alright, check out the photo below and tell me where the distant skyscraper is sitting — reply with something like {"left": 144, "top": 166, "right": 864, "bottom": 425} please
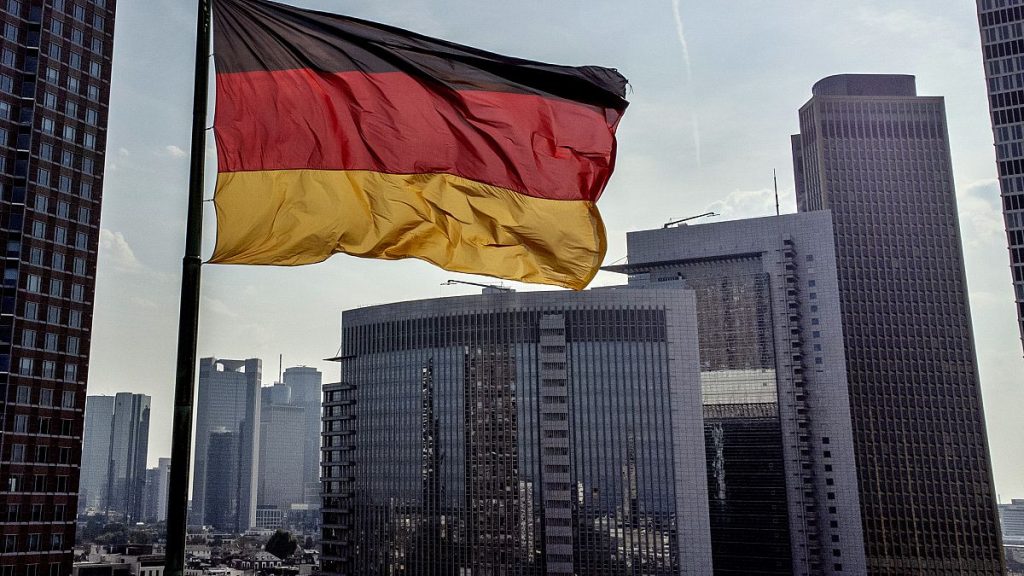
{"left": 257, "top": 392, "right": 304, "bottom": 515}
{"left": 143, "top": 457, "right": 170, "bottom": 524}
{"left": 191, "top": 357, "right": 261, "bottom": 533}
{"left": 608, "top": 211, "right": 865, "bottom": 575}
{"left": 321, "top": 290, "right": 712, "bottom": 576}
{"left": 79, "top": 393, "right": 150, "bottom": 522}
{"left": 976, "top": 1, "right": 1024, "bottom": 352}
{"left": 107, "top": 392, "right": 150, "bottom": 523}
{"left": 282, "top": 365, "right": 322, "bottom": 499}
{"left": 80, "top": 395, "right": 114, "bottom": 513}
{"left": 1001, "top": 500, "right": 1024, "bottom": 546}
{"left": 792, "top": 74, "right": 1003, "bottom": 574}
{"left": 0, "top": 1, "right": 117, "bottom": 572}
{"left": 203, "top": 428, "right": 237, "bottom": 533}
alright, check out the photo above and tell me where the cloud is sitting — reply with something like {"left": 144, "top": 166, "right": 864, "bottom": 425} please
{"left": 164, "top": 144, "right": 187, "bottom": 158}
{"left": 99, "top": 229, "right": 144, "bottom": 273}
{"left": 706, "top": 187, "right": 781, "bottom": 221}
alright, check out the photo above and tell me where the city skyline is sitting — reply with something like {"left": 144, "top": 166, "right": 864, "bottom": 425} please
{"left": 89, "top": 0, "right": 1024, "bottom": 505}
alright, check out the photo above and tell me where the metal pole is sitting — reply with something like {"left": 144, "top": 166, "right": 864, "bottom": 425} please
{"left": 165, "top": 0, "right": 211, "bottom": 573}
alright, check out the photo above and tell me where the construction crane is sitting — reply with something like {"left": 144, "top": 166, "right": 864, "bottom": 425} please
{"left": 441, "top": 279, "right": 514, "bottom": 293}
{"left": 663, "top": 211, "right": 719, "bottom": 229}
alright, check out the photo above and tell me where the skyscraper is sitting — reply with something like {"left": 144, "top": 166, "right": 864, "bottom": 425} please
{"left": 257, "top": 392, "right": 304, "bottom": 516}
{"left": 976, "top": 0, "right": 1024, "bottom": 352}
{"left": 143, "top": 457, "right": 169, "bottom": 524}
{"left": 282, "top": 365, "right": 322, "bottom": 504}
{"left": 321, "top": 289, "right": 713, "bottom": 576}
{"left": 0, "top": 1, "right": 116, "bottom": 573}
{"left": 191, "top": 357, "right": 261, "bottom": 534}
{"left": 607, "top": 211, "right": 865, "bottom": 575}
{"left": 79, "top": 393, "right": 150, "bottom": 522}
{"left": 791, "top": 74, "right": 1003, "bottom": 574}
{"left": 79, "top": 394, "right": 113, "bottom": 513}
{"left": 107, "top": 392, "right": 149, "bottom": 523}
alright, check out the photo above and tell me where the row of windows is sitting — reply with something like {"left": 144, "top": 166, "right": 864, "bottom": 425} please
{"left": 4, "top": 502, "right": 69, "bottom": 522}
{"left": 18, "top": 329, "right": 80, "bottom": 354}
{"left": 7, "top": 414, "right": 76, "bottom": 436}
{"left": 26, "top": 220, "right": 90, "bottom": 249}
{"left": 5, "top": 0, "right": 107, "bottom": 22}
{"left": 29, "top": 194, "right": 91, "bottom": 222}
{"left": 21, "top": 300, "right": 84, "bottom": 328}
{"left": 44, "top": 43, "right": 105, "bottom": 79}
{"left": 12, "top": 385, "right": 75, "bottom": 407}
{"left": 14, "top": 357, "right": 78, "bottom": 381}
{"left": 41, "top": 93, "right": 101, "bottom": 125}
{"left": 7, "top": 443, "right": 73, "bottom": 463}
{"left": 1, "top": 532, "right": 65, "bottom": 553}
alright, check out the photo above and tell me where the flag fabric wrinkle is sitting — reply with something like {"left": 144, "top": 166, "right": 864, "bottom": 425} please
{"left": 211, "top": 0, "right": 628, "bottom": 289}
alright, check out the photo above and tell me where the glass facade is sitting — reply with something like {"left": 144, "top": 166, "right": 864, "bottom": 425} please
{"left": 321, "top": 290, "right": 710, "bottom": 576}
{"left": 0, "top": 1, "right": 115, "bottom": 573}
{"left": 793, "top": 74, "right": 1004, "bottom": 575}
{"left": 693, "top": 270, "right": 792, "bottom": 575}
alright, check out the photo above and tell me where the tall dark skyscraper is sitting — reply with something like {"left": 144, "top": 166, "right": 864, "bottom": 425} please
{"left": 0, "top": 1, "right": 116, "bottom": 573}
{"left": 976, "top": 0, "right": 1024, "bottom": 352}
{"left": 321, "top": 290, "right": 714, "bottom": 576}
{"left": 792, "top": 74, "right": 1003, "bottom": 575}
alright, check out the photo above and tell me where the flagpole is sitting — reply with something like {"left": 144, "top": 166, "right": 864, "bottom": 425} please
{"left": 165, "top": 0, "right": 212, "bottom": 573}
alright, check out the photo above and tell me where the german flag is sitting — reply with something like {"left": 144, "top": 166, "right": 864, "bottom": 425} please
{"left": 211, "top": 0, "right": 628, "bottom": 289}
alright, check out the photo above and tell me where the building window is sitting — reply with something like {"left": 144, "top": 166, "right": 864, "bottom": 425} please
{"left": 26, "top": 274, "right": 41, "bottom": 292}
{"left": 69, "top": 310, "right": 81, "bottom": 328}
{"left": 15, "top": 385, "right": 30, "bottom": 403}
{"left": 20, "top": 329, "right": 35, "bottom": 348}
{"left": 67, "top": 336, "right": 79, "bottom": 355}
{"left": 44, "top": 332, "right": 58, "bottom": 351}
{"left": 63, "top": 364, "right": 76, "bottom": 382}
{"left": 13, "top": 414, "right": 28, "bottom": 432}
{"left": 71, "top": 283, "right": 84, "bottom": 301}
{"left": 54, "top": 226, "right": 67, "bottom": 244}
{"left": 49, "top": 278, "right": 63, "bottom": 296}
{"left": 39, "top": 389, "right": 53, "bottom": 406}
{"left": 42, "top": 360, "right": 56, "bottom": 379}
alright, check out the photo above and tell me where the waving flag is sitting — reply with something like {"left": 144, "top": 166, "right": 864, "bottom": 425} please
{"left": 211, "top": 0, "right": 628, "bottom": 289}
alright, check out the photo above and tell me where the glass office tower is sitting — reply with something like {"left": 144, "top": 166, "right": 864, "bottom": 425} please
{"left": 321, "top": 289, "right": 713, "bottom": 576}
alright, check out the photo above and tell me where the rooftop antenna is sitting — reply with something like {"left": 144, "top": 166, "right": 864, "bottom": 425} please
{"left": 278, "top": 354, "right": 282, "bottom": 384}
{"left": 663, "top": 211, "right": 718, "bottom": 229}
{"left": 441, "top": 279, "right": 514, "bottom": 292}
{"left": 774, "top": 169, "right": 780, "bottom": 216}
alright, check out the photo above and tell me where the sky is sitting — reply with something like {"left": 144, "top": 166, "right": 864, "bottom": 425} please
{"left": 90, "top": 0, "right": 1024, "bottom": 499}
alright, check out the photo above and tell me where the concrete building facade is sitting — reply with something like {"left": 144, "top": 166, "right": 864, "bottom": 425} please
{"left": 607, "top": 211, "right": 865, "bottom": 575}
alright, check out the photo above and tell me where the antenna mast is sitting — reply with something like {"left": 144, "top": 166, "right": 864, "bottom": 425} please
{"left": 774, "top": 169, "right": 780, "bottom": 216}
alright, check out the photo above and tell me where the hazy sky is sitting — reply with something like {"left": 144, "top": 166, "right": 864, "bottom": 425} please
{"left": 92, "top": 0, "right": 1024, "bottom": 499}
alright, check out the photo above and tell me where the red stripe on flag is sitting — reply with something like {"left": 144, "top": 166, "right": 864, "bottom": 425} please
{"left": 214, "top": 68, "right": 623, "bottom": 202}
